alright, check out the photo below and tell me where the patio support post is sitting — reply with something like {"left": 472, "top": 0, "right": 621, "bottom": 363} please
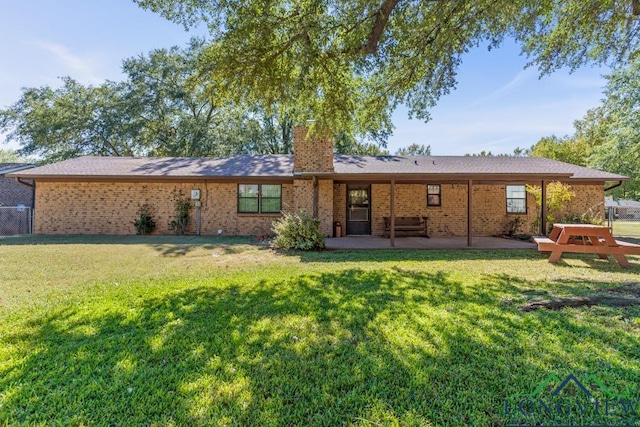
{"left": 541, "top": 180, "right": 547, "bottom": 235}
{"left": 390, "top": 179, "right": 395, "bottom": 247}
{"left": 467, "top": 179, "right": 473, "bottom": 247}
{"left": 312, "top": 175, "right": 319, "bottom": 217}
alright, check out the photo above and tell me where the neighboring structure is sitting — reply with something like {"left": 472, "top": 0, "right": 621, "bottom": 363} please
{"left": 9, "top": 129, "right": 627, "bottom": 245}
{"left": 605, "top": 196, "right": 640, "bottom": 220}
{"left": 0, "top": 163, "right": 36, "bottom": 236}
{"left": 0, "top": 163, "right": 35, "bottom": 207}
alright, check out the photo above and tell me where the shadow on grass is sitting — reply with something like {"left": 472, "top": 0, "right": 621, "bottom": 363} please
{"left": 0, "top": 234, "right": 270, "bottom": 257}
{"left": 617, "top": 236, "right": 640, "bottom": 245}
{"left": 1, "top": 269, "right": 638, "bottom": 425}
{"left": 293, "top": 248, "right": 640, "bottom": 270}
{"left": 0, "top": 234, "right": 260, "bottom": 247}
{"left": 150, "top": 241, "right": 267, "bottom": 257}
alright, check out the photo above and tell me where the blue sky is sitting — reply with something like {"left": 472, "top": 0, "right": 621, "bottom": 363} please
{"left": 1, "top": 0, "right": 609, "bottom": 155}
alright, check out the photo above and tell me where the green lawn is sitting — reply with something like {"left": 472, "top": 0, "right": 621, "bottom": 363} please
{"left": 1, "top": 235, "right": 639, "bottom": 426}
{"left": 611, "top": 220, "right": 640, "bottom": 238}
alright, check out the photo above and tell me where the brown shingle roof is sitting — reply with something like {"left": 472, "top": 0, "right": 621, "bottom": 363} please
{"left": 333, "top": 155, "right": 627, "bottom": 180}
{"left": 10, "top": 155, "right": 294, "bottom": 178}
{"left": 8, "top": 155, "right": 627, "bottom": 181}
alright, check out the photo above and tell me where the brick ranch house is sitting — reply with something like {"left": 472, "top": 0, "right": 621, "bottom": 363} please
{"left": 8, "top": 127, "right": 627, "bottom": 245}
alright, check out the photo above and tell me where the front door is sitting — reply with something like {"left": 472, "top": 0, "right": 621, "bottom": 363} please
{"left": 346, "top": 185, "right": 371, "bottom": 235}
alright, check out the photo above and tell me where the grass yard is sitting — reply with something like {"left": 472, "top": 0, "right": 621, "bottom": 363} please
{"left": 1, "top": 235, "right": 639, "bottom": 426}
{"left": 611, "top": 220, "right": 640, "bottom": 238}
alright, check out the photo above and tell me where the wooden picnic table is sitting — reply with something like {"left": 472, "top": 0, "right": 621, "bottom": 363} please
{"left": 533, "top": 223, "right": 640, "bottom": 268}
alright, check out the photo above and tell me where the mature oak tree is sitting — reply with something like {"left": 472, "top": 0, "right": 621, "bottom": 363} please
{"left": 527, "top": 61, "right": 640, "bottom": 199}
{"left": 134, "top": 0, "right": 640, "bottom": 135}
{"left": 0, "top": 41, "right": 315, "bottom": 162}
{"left": 527, "top": 135, "right": 590, "bottom": 167}
{"left": 584, "top": 61, "right": 640, "bottom": 199}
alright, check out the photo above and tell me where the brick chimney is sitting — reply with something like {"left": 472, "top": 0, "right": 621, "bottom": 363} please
{"left": 293, "top": 126, "right": 334, "bottom": 173}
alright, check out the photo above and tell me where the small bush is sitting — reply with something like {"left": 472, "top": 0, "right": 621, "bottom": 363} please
{"left": 168, "top": 189, "right": 192, "bottom": 235}
{"left": 271, "top": 211, "right": 325, "bottom": 251}
{"left": 506, "top": 216, "right": 525, "bottom": 236}
{"left": 133, "top": 204, "right": 156, "bottom": 235}
{"left": 558, "top": 211, "right": 604, "bottom": 226}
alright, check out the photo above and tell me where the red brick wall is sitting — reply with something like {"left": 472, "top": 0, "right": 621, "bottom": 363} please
{"left": 33, "top": 177, "right": 604, "bottom": 237}
{"left": 353, "top": 182, "right": 603, "bottom": 237}
{"left": 34, "top": 181, "right": 294, "bottom": 235}
{"left": 293, "top": 127, "right": 334, "bottom": 173}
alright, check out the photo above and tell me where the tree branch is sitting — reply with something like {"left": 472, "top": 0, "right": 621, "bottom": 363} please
{"left": 362, "top": 0, "right": 402, "bottom": 54}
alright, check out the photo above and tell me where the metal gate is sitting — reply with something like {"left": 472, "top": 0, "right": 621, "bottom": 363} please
{"left": 0, "top": 206, "right": 33, "bottom": 236}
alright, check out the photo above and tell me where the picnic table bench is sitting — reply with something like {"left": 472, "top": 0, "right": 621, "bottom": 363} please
{"left": 533, "top": 223, "right": 640, "bottom": 268}
{"left": 383, "top": 216, "right": 429, "bottom": 238}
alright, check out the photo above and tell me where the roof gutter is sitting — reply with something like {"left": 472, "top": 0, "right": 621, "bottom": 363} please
{"left": 605, "top": 180, "right": 623, "bottom": 192}
{"left": 15, "top": 177, "right": 35, "bottom": 188}
{"left": 0, "top": 164, "right": 36, "bottom": 175}
{"left": 293, "top": 171, "right": 336, "bottom": 178}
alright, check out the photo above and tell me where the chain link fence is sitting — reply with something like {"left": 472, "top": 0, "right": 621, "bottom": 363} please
{"left": 607, "top": 206, "right": 640, "bottom": 239}
{"left": 0, "top": 206, "right": 33, "bottom": 236}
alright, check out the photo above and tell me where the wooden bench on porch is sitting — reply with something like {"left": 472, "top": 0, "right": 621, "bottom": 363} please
{"left": 383, "top": 216, "right": 429, "bottom": 238}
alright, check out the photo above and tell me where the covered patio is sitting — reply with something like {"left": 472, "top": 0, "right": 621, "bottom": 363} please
{"left": 325, "top": 235, "right": 536, "bottom": 250}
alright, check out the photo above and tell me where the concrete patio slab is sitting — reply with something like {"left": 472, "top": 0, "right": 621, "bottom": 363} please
{"left": 325, "top": 236, "right": 536, "bottom": 250}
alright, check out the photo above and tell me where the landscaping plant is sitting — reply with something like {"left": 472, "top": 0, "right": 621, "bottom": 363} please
{"left": 526, "top": 181, "right": 575, "bottom": 234}
{"left": 132, "top": 203, "right": 156, "bottom": 235}
{"left": 168, "top": 189, "right": 192, "bottom": 235}
{"left": 271, "top": 210, "right": 325, "bottom": 250}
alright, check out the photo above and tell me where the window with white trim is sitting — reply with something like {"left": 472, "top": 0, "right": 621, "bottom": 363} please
{"left": 506, "top": 185, "right": 526, "bottom": 214}
{"left": 427, "top": 184, "right": 441, "bottom": 206}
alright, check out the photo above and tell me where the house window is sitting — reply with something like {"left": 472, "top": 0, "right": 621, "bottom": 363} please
{"left": 506, "top": 185, "right": 526, "bottom": 214}
{"left": 427, "top": 184, "right": 441, "bottom": 207}
{"left": 238, "top": 184, "right": 282, "bottom": 213}
{"left": 260, "top": 184, "right": 282, "bottom": 213}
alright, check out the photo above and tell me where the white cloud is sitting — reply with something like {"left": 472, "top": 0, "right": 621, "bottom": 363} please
{"left": 34, "top": 41, "right": 105, "bottom": 85}
{"left": 470, "top": 67, "right": 537, "bottom": 107}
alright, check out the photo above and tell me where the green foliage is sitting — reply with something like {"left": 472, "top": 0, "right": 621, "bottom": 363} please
{"left": 465, "top": 151, "right": 494, "bottom": 157}
{"left": 133, "top": 204, "right": 157, "bottom": 235}
{"left": 559, "top": 211, "right": 605, "bottom": 226}
{"left": 271, "top": 211, "right": 325, "bottom": 251}
{"left": 0, "top": 149, "right": 27, "bottom": 163}
{"left": 395, "top": 143, "right": 431, "bottom": 156}
{"left": 0, "top": 40, "right": 303, "bottom": 163}
{"left": 0, "top": 77, "right": 142, "bottom": 163}
{"left": 333, "top": 131, "right": 389, "bottom": 155}
{"left": 168, "top": 190, "right": 192, "bottom": 235}
{"left": 532, "top": 61, "right": 640, "bottom": 199}
{"left": 585, "top": 61, "right": 640, "bottom": 199}
{"left": 134, "top": 0, "right": 640, "bottom": 134}
{"left": 526, "top": 181, "right": 575, "bottom": 234}
{"left": 528, "top": 135, "right": 590, "bottom": 166}
{"left": 506, "top": 216, "right": 526, "bottom": 237}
